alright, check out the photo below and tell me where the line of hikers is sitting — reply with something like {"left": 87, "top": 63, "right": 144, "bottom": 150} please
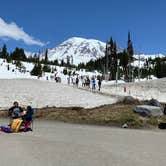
{"left": 67, "top": 75, "right": 102, "bottom": 91}
{"left": 0, "top": 101, "right": 34, "bottom": 133}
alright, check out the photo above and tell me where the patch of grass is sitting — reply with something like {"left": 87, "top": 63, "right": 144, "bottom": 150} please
{"left": 0, "top": 103, "right": 163, "bottom": 129}
{"left": 33, "top": 104, "right": 148, "bottom": 128}
{"left": 119, "top": 112, "right": 143, "bottom": 128}
{"left": 0, "top": 110, "right": 8, "bottom": 118}
{"left": 147, "top": 118, "right": 158, "bottom": 126}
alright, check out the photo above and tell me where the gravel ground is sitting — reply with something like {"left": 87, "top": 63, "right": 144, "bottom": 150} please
{"left": 0, "top": 119, "right": 166, "bottom": 166}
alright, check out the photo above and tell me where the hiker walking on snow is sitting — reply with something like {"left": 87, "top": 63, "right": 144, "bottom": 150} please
{"left": 86, "top": 77, "right": 90, "bottom": 88}
{"left": 92, "top": 77, "right": 96, "bottom": 90}
{"left": 67, "top": 76, "right": 71, "bottom": 85}
{"left": 98, "top": 77, "right": 102, "bottom": 91}
{"left": 76, "top": 76, "right": 79, "bottom": 87}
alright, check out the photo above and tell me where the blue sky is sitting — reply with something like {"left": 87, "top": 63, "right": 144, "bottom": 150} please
{"left": 0, "top": 0, "right": 166, "bottom": 54}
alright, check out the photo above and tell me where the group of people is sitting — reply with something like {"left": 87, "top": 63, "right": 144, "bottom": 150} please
{"left": 0, "top": 101, "right": 34, "bottom": 133}
{"left": 67, "top": 75, "right": 102, "bottom": 91}
{"left": 8, "top": 101, "right": 34, "bottom": 122}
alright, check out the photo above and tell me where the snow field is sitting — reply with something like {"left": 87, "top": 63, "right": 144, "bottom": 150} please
{"left": 102, "top": 78, "right": 166, "bottom": 102}
{"left": 0, "top": 79, "right": 118, "bottom": 109}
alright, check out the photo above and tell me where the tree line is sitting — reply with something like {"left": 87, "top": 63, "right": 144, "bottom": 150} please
{"left": 0, "top": 44, "right": 76, "bottom": 76}
{"left": 78, "top": 32, "right": 166, "bottom": 81}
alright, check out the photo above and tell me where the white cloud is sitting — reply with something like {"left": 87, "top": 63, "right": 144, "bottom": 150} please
{"left": 0, "top": 18, "right": 46, "bottom": 46}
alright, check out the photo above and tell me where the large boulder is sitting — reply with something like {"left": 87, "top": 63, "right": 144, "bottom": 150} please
{"left": 123, "top": 96, "right": 140, "bottom": 105}
{"left": 147, "top": 98, "right": 161, "bottom": 107}
{"left": 158, "top": 123, "right": 166, "bottom": 129}
{"left": 133, "top": 105, "right": 163, "bottom": 117}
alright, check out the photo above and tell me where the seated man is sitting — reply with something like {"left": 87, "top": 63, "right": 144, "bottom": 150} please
{"left": 8, "top": 101, "right": 23, "bottom": 119}
{"left": 21, "top": 106, "right": 34, "bottom": 122}
{"left": 21, "top": 106, "right": 34, "bottom": 132}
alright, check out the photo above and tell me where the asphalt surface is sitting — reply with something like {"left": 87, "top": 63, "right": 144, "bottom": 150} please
{"left": 0, "top": 119, "right": 166, "bottom": 166}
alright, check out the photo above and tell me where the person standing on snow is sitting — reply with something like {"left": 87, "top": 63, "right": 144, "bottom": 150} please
{"left": 86, "top": 77, "right": 90, "bottom": 88}
{"left": 76, "top": 76, "right": 79, "bottom": 87}
{"left": 98, "top": 77, "right": 102, "bottom": 91}
{"left": 67, "top": 76, "right": 70, "bottom": 85}
{"left": 92, "top": 77, "right": 96, "bottom": 90}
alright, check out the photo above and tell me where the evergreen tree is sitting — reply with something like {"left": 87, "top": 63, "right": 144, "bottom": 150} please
{"left": 110, "top": 41, "right": 117, "bottom": 80}
{"left": 127, "top": 32, "right": 134, "bottom": 56}
{"left": 77, "top": 63, "right": 85, "bottom": 70}
{"left": 54, "top": 59, "right": 59, "bottom": 66}
{"left": 30, "top": 62, "right": 42, "bottom": 76}
{"left": 0, "top": 44, "right": 8, "bottom": 59}
{"left": 108, "top": 39, "right": 117, "bottom": 80}
{"left": 43, "top": 64, "right": 51, "bottom": 72}
{"left": 105, "top": 42, "right": 108, "bottom": 73}
{"left": 109, "top": 37, "right": 114, "bottom": 68}
{"left": 6, "top": 54, "right": 12, "bottom": 63}
{"left": 154, "top": 57, "right": 166, "bottom": 78}
{"left": 71, "top": 56, "right": 73, "bottom": 65}
{"left": 44, "top": 49, "right": 48, "bottom": 63}
{"left": 10, "top": 47, "right": 26, "bottom": 61}
{"left": 161, "top": 60, "right": 166, "bottom": 78}
{"left": 104, "top": 37, "right": 114, "bottom": 79}
{"left": 118, "top": 50, "right": 128, "bottom": 80}
{"left": 61, "top": 59, "right": 64, "bottom": 66}
{"left": 66, "top": 55, "right": 70, "bottom": 66}
{"left": 127, "top": 32, "right": 134, "bottom": 82}
{"left": 15, "top": 60, "right": 24, "bottom": 72}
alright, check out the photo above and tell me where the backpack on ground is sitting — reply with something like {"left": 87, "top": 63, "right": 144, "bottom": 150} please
{"left": 10, "top": 118, "right": 23, "bottom": 133}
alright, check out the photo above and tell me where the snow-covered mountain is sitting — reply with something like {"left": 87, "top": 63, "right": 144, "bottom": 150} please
{"left": 134, "top": 53, "right": 165, "bottom": 60}
{"left": 24, "top": 51, "right": 36, "bottom": 58}
{"left": 43, "top": 37, "right": 106, "bottom": 65}
{"left": 27, "top": 37, "right": 165, "bottom": 66}
{"left": 132, "top": 53, "right": 165, "bottom": 67}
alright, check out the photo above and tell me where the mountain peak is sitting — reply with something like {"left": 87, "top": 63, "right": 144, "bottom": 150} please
{"left": 66, "top": 37, "right": 86, "bottom": 41}
{"left": 46, "top": 37, "right": 106, "bottom": 65}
